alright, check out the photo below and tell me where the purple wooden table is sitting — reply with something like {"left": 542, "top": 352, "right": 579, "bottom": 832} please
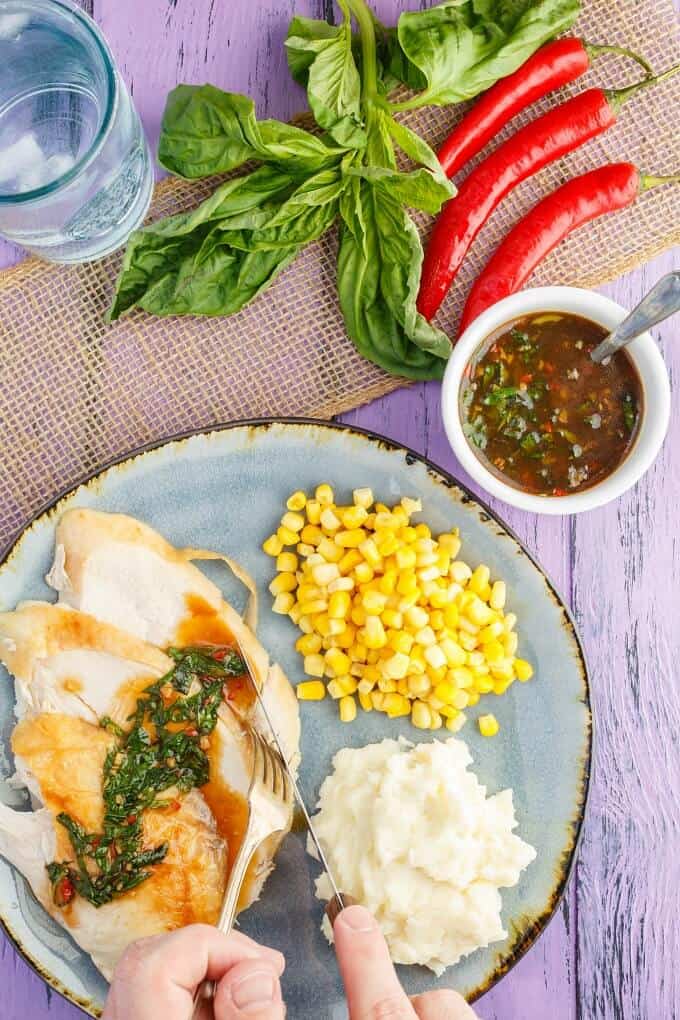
{"left": 1, "top": 2, "right": 679, "bottom": 1018}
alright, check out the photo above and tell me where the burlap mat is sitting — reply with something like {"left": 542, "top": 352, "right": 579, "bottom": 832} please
{"left": 0, "top": 0, "right": 678, "bottom": 552}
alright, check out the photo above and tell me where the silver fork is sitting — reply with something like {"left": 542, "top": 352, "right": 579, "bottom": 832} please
{"left": 192, "top": 719, "right": 293, "bottom": 1016}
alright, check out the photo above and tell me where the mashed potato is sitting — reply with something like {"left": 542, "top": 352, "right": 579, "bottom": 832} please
{"left": 310, "top": 737, "right": 536, "bottom": 975}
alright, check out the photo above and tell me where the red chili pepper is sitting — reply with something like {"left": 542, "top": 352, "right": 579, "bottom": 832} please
{"left": 126, "top": 813, "right": 138, "bottom": 825}
{"left": 458, "top": 164, "right": 680, "bottom": 334}
{"left": 438, "top": 38, "right": 653, "bottom": 179}
{"left": 56, "top": 876, "right": 75, "bottom": 906}
{"left": 417, "top": 65, "right": 679, "bottom": 321}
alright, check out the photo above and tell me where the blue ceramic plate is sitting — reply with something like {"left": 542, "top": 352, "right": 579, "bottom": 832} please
{"left": 0, "top": 420, "right": 591, "bottom": 1017}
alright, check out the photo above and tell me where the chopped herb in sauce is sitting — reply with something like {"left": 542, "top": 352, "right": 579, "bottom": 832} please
{"left": 46, "top": 644, "right": 246, "bottom": 908}
{"left": 460, "top": 312, "right": 643, "bottom": 496}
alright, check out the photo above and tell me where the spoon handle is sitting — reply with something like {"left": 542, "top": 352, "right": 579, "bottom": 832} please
{"left": 590, "top": 271, "right": 680, "bottom": 363}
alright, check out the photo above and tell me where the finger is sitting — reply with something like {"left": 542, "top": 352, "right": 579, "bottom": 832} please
{"left": 213, "top": 957, "right": 286, "bottom": 1019}
{"left": 114, "top": 925, "right": 284, "bottom": 994}
{"left": 411, "top": 990, "right": 479, "bottom": 1020}
{"left": 332, "top": 905, "right": 416, "bottom": 1020}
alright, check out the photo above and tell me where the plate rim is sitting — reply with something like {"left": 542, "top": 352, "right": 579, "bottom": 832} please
{"left": 0, "top": 416, "right": 592, "bottom": 1016}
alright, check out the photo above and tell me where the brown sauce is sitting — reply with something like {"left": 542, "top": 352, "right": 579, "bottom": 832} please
{"left": 460, "top": 312, "right": 643, "bottom": 496}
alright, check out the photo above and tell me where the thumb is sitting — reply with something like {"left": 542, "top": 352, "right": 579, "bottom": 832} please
{"left": 331, "top": 904, "right": 416, "bottom": 1020}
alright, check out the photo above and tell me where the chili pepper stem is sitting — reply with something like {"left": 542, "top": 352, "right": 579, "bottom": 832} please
{"left": 584, "top": 41, "right": 654, "bottom": 77}
{"left": 607, "top": 62, "right": 680, "bottom": 112}
{"left": 640, "top": 173, "right": 680, "bottom": 192}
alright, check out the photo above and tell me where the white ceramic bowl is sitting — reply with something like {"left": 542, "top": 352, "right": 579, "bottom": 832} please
{"left": 441, "top": 287, "right": 671, "bottom": 515}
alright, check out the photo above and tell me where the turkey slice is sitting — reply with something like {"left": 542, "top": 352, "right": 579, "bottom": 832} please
{"left": 48, "top": 508, "right": 300, "bottom": 764}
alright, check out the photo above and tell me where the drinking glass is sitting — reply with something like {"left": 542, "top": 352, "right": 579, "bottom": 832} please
{"left": 0, "top": 0, "right": 153, "bottom": 262}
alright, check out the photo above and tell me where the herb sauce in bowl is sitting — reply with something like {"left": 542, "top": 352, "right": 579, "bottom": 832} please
{"left": 460, "top": 312, "right": 643, "bottom": 496}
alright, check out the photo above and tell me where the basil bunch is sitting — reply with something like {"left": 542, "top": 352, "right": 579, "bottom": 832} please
{"left": 110, "top": 0, "right": 579, "bottom": 380}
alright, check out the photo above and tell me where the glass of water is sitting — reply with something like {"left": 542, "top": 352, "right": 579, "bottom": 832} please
{"left": 0, "top": 0, "right": 153, "bottom": 262}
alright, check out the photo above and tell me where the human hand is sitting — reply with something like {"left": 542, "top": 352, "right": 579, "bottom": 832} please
{"left": 331, "top": 903, "right": 478, "bottom": 1020}
{"left": 102, "top": 924, "right": 286, "bottom": 1020}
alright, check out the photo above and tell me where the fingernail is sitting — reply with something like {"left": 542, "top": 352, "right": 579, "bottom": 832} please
{"left": 335, "top": 903, "right": 376, "bottom": 933}
{"left": 230, "top": 969, "right": 277, "bottom": 1014}
{"left": 325, "top": 893, "right": 358, "bottom": 929}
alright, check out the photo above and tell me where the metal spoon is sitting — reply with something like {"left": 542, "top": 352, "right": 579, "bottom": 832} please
{"left": 590, "top": 272, "right": 680, "bottom": 364}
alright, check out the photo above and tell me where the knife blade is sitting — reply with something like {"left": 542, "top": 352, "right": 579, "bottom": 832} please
{"left": 233, "top": 638, "right": 345, "bottom": 911}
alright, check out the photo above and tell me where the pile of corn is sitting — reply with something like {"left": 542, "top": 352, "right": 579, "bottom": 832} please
{"left": 262, "top": 485, "right": 533, "bottom": 736}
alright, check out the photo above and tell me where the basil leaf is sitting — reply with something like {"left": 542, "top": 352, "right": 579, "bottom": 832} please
{"left": 110, "top": 168, "right": 342, "bottom": 320}
{"left": 384, "top": 117, "right": 456, "bottom": 194}
{"left": 159, "top": 84, "right": 342, "bottom": 178}
{"left": 390, "top": 0, "right": 580, "bottom": 105}
{"left": 109, "top": 167, "right": 299, "bottom": 319}
{"left": 285, "top": 0, "right": 366, "bottom": 148}
{"left": 348, "top": 166, "right": 453, "bottom": 214}
{"left": 337, "top": 176, "right": 451, "bottom": 380}
{"left": 224, "top": 168, "right": 347, "bottom": 250}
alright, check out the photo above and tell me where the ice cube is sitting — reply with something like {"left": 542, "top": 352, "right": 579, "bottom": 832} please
{"left": 0, "top": 132, "right": 43, "bottom": 185}
{"left": 0, "top": 13, "right": 30, "bottom": 40}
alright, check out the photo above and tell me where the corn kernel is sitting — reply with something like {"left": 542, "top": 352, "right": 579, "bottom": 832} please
{"left": 489, "top": 580, "right": 506, "bottom": 611}
{"left": 371, "top": 691, "right": 385, "bottom": 710}
{"left": 354, "top": 562, "right": 374, "bottom": 584}
{"left": 424, "top": 644, "right": 447, "bottom": 669}
{"left": 296, "top": 633, "right": 322, "bottom": 655}
{"left": 400, "top": 526, "right": 418, "bottom": 543}
{"left": 374, "top": 502, "right": 390, "bottom": 514}
{"left": 359, "top": 690, "right": 373, "bottom": 712}
{"left": 297, "top": 542, "right": 316, "bottom": 557}
{"left": 315, "top": 537, "right": 342, "bottom": 563}
{"left": 298, "top": 615, "right": 313, "bottom": 634}
{"left": 493, "top": 680, "right": 511, "bottom": 696}
{"left": 407, "top": 674, "right": 430, "bottom": 697}
{"left": 515, "top": 659, "right": 534, "bottom": 682}
{"left": 414, "top": 626, "right": 436, "bottom": 647}
{"left": 467, "top": 691, "right": 480, "bottom": 706}
{"left": 328, "top": 576, "right": 354, "bottom": 594}
{"left": 327, "top": 679, "right": 345, "bottom": 699}
{"left": 320, "top": 507, "right": 341, "bottom": 531}
{"left": 383, "top": 652, "right": 411, "bottom": 680}
{"left": 302, "top": 499, "right": 320, "bottom": 524}
{"left": 381, "top": 608, "right": 403, "bottom": 630}
{"left": 335, "top": 528, "right": 367, "bottom": 549}
{"left": 359, "top": 537, "right": 381, "bottom": 567}
{"left": 315, "top": 483, "right": 334, "bottom": 505}
{"left": 429, "top": 610, "right": 445, "bottom": 632}
{"left": 298, "top": 599, "right": 328, "bottom": 617}
{"left": 378, "top": 677, "right": 397, "bottom": 693}
{"left": 353, "top": 487, "right": 374, "bottom": 509}
{"left": 503, "top": 632, "right": 519, "bottom": 656}
{"left": 484, "top": 640, "right": 505, "bottom": 664}
{"left": 339, "top": 695, "right": 357, "bottom": 722}
{"left": 443, "top": 604, "right": 460, "bottom": 630}
{"left": 411, "top": 701, "right": 431, "bottom": 729}
{"left": 450, "top": 667, "right": 474, "bottom": 689}
{"left": 324, "top": 648, "right": 350, "bottom": 677}
{"left": 272, "top": 592, "right": 295, "bottom": 614}
{"left": 263, "top": 534, "right": 283, "bottom": 557}
{"left": 459, "top": 632, "right": 478, "bottom": 651}
{"left": 303, "top": 654, "right": 326, "bottom": 678}
{"left": 466, "top": 597, "right": 494, "bottom": 627}
{"left": 289, "top": 604, "right": 302, "bottom": 625}
{"left": 438, "top": 532, "right": 461, "bottom": 557}
{"left": 479, "top": 713, "right": 499, "bottom": 737}
{"left": 405, "top": 605, "right": 429, "bottom": 629}
{"left": 504, "top": 612, "right": 517, "bottom": 633}
{"left": 428, "top": 694, "right": 446, "bottom": 711}
{"left": 326, "top": 590, "right": 350, "bottom": 620}
{"left": 378, "top": 569, "right": 397, "bottom": 595}
{"left": 472, "top": 674, "right": 492, "bottom": 694}
{"left": 429, "top": 709, "right": 443, "bottom": 730}
{"left": 451, "top": 689, "right": 469, "bottom": 710}
{"left": 468, "top": 565, "right": 491, "bottom": 595}
{"left": 351, "top": 605, "right": 367, "bottom": 627}
{"left": 384, "top": 693, "right": 410, "bottom": 718}
{"left": 297, "top": 680, "right": 325, "bottom": 701}
{"left": 300, "top": 524, "right": 322, "bottom": 546}
{"left": 395, "top": 546, "right": 417, "bottom": 570}
{"left": 479, "top": 621, "right": 504, "bottom": 643}
{"left": 363, "top": 590, "right": 388, "bottom": 615}
{"left": 434, "top": 681, "right": 456, "bottom": 704}
{"left": 446, "top": 712, "right": 467, "bottom": 733}
{"left": 388, "top": 631, "right": 413, "bottom": 656}
{"left": 450, "top": 561, "right": 473, "bottom": 584}
{"left": 341, "top": 506, "right": 368, "bottom": 529}
{"left": 276, "top": 552, "right": 298, "bottom": 573}
{"left": 414, "top": 523, "right": 431, "bottom": 540}
{"left": 363, "top": 615, "right": 387, "bottom": 649}
{"left": 377, "top": 533, "right": 399, "bottom": 557}
{"left": 269, "top": 572, "right": 297, "bottom": 596}
{"left": 280, "top": 511, "right": 304, "bottom": 534}
{"left": 396, "top": 571, "right": 418, "bottom": 596}
{"left": 277, "top": 526, "right": 300, "bottom": 546}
